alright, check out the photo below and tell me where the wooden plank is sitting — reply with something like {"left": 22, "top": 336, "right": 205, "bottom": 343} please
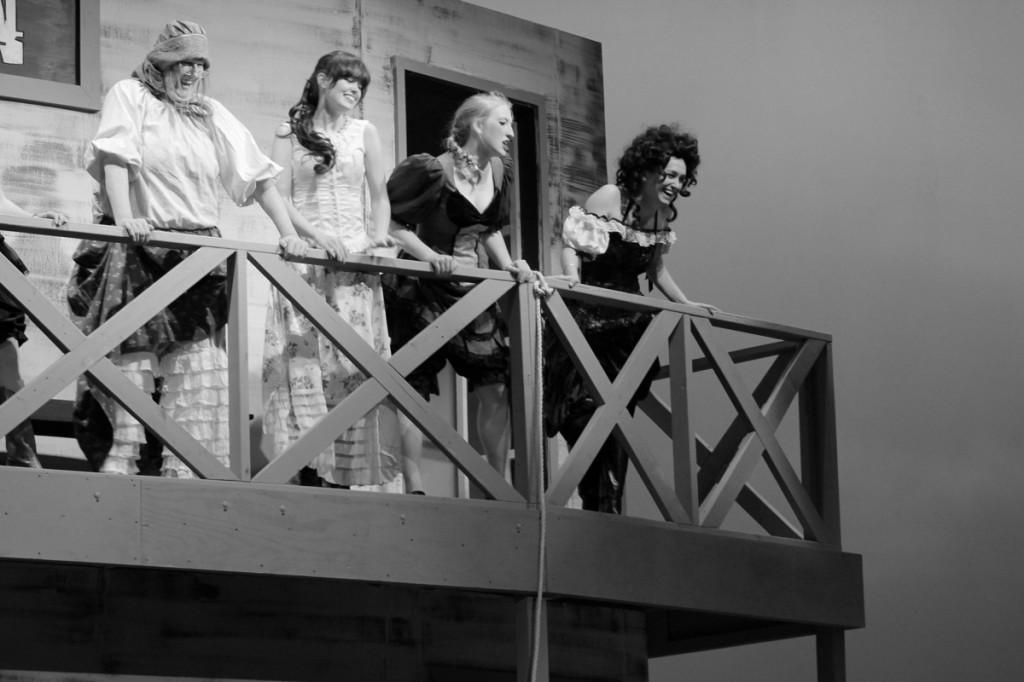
{"left": 0, "top": 255, "right": 234, "bottom": 480}
{"left": 250, "top": 254, "right": 521, "bottom": 501}
{"left": 692, "top": 320, "right": 825, "bottom": 539}
{"left": 668, "top": 316, "right": 697, "bottom": 522}
{"left": 652, "top": 340, "right": 799, "bottom": 380}
{"left": 0, "top": 468, "right": 141, "bottom": 564}
{"left": 548, "top": 278, "right": 831, "bottom": 342}
{"left": 227, "top": 252, "right": 251, "bottom": 480}
{"left": 506, "top": 284, "right": 542, "bottom": 501}
{"left": 613, "top": 418, "right": 688, "bottom": 524}
{"left": 138, "top": 478, "right": 536, "bottom": 591}
{"left": 544, "top": 508, "right": 864, "bottom": 626}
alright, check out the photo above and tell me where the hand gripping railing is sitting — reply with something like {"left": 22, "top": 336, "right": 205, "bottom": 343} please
{"left": 0, "top": 216, "right": 840, "bottom": 545}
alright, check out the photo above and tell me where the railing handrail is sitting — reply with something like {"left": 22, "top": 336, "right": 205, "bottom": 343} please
{"left": 0, "top": 214, "right": 841, "bottom": 546}
{"left": 1, "top": 215, "right": 831, "bottom": 341}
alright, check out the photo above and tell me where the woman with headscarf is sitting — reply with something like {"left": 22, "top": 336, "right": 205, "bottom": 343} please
{"left": 67, "top": 20, "right": 302, "bottom": 477}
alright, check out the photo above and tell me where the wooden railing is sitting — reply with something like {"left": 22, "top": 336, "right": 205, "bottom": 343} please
{"left": 0, "top": 216, "right": 840, "bottom": 546}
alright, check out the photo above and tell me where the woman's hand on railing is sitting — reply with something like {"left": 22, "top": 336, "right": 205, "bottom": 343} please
{"left": 548, "top": 274, "right": 580, "bottom": 289}
{"left": 120, "top": 217, "right": 153, "bottom": 244}
{"left": 309, "top": 230, "right": 348, "bottom": 261}
{"left": 278, "top": 233, "right": 310, "bottom": 258}
{"left": 428, "top": 253, "right": 457, "bottom": 275}
{"left": 506, "top": 260, "right": 552, "bottom": 296}
{"left": 684, "top": 300, "right": 719, "bottom": 316}
{"left": 33, "top": 211, "right": 68, "bottom": 228}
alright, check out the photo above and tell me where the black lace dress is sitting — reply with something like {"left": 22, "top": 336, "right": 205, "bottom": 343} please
{"left": 384, "top": 153, "right": 512, "bottom": 398}
{"left": 544, "top": 205, "right": 676, "bottom": 513}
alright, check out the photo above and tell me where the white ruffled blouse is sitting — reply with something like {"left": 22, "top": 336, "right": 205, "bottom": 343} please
{"left": 561, "top": 205, "right": 676, "bottom": 256}
{"left": 87, "top": 78, "right": 281, "bottom": 230}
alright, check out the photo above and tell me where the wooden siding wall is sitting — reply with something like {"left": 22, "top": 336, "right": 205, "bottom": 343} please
{"left": 0, "top": 0, "right": 605, "bottom": 408}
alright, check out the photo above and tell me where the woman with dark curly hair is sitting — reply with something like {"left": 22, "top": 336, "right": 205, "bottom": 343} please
{"left": 545, "top": 124, "right": 715, "bottom": 513}
{"left": 261, "top": 51, "right": 397, "bottom": 489}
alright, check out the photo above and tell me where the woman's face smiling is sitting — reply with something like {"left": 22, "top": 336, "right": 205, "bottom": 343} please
{"left": 319, "top": 75, "right": 364, "bottom": 114}
{"left": 165, "top": 60, "right": 205, "bottom": 100}
{"left": 643, "top": 156, "right": 689, "bottom": 207}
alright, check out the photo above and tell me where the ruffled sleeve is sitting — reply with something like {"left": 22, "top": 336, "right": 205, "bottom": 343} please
{"left": 387, "top": 154, "right": 446, "bottom": 228}
{"left": 205, "top": 97, "right": 282, "bottom": 206}
{"left": 561, "top": 206, "right": 624, "bottom": 256}
{"left": 86, "top": 79, "right": 147, "bottom": 182}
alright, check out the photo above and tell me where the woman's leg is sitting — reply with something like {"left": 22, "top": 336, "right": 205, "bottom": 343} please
{"left": 0, "top": 338, "right": 38, "bottom": 467}
{"left": 398, "top": 409, "right": 425, "bottom": 494}
{"left": 473, "top": 382, "right": 510, "bottom": 492}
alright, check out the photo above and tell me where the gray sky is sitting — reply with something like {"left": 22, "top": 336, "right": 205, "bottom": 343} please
{"left": 472, "top": 1, "right": 1024, "bottom": 679}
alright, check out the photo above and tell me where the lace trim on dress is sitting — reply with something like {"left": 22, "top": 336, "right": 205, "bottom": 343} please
{"left": 562, "top": 206, "right": 676, "bottom": 256}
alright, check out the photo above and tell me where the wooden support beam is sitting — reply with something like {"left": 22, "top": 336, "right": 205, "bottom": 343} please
{"left": 506, "top": 283, "right": 542, "bottom": 501}
{"left": 638, "top": 393, "right": 801, "bottom": 538}
{"left": 698, "top": 352, "right": 794, "bottom": 498}
{"left": 816, "top": 629, "right": 847, "bottom": 682}
{"left": 250, "top": 254, "right": 521, "bottom": 501}
{"left": 227, "top": 251, "right": 251, "bottom": 480}
{"left": 668, "top": 315, "right": 698, "bottom": 522}
{"left": 543, "top": 298, "right": 684, "bottom": 522}
{"left": 0, "top": 253, "right": 234, "bottom": 480}
{"left": 801, "top": 345, "right": 843, "bottom": 547}
{"left": 692, "top": 319, "right": 826, "bottom": 539}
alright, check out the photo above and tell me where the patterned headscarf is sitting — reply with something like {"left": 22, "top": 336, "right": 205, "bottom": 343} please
{"left": 131, "top": 20, "right": 211, "bottom": 118}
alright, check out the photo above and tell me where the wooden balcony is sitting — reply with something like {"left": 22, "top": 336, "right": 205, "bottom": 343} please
{"left": 0, "top": 217, "right": 863, "bottom": 681}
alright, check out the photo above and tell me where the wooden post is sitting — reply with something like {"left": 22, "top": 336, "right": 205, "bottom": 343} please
{"left": 506, "top": 282, "right": 541, "bottom": 501}
{"left": 816, "top": 629, "right": 847, "bottom": 682}
{"left": 506, "top": 281, "right": 549, "bottom": 682}
{"left": 227, "top": 252, "right": 251, "bottom": 480}
{"left": 670, "top": 315, "right": 697, "bottom": 523}
{"left": 800, "top": 343, "right": 841, "bottom": 546}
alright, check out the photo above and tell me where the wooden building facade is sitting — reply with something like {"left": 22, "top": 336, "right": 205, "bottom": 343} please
{"left": 0, "top": 1, "right": 864, "bottom": 680}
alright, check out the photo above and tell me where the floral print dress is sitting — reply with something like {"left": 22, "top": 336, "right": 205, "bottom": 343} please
{"left": 262, "top": 119, "right": 395, "bottom": 487}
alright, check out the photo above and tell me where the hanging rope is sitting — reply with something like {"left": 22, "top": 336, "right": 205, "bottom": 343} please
{"left": 529, "top": 294, "right": 548, "bottom": 682}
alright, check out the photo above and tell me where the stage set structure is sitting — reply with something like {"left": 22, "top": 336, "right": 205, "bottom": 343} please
{"left": 0, "top": 1, "right": 864, "bottom": 680}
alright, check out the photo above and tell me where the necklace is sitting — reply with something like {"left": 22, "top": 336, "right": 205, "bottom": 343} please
{"left": 455, "top": 154, "right": 484, "bottom": 187}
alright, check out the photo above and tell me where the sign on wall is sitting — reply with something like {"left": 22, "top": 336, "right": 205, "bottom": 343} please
{"left": 0, "top": 0, "right": 99, "bottom": 111}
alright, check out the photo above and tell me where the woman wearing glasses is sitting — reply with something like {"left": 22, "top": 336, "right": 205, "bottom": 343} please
{"left": 68, "top": 20, "right": 299, "bottom": 477}
{"left": 545, "top": 124, "right": 716, "bottom": 513}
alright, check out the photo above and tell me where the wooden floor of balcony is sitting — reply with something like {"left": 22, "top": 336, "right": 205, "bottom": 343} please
{"left": 0, "top": 467, "right": 863, "bottom": 680}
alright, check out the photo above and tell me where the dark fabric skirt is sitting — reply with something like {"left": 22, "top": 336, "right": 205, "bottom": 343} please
{"left": 66, "top": 221, "right": 228, "bottom": 358}
{"left": 542, "top": 298, "right": 658, "bottom": 438}
{"left": 0, "top": 236, "right": 30, "bottom": 346}
{"left": 384, "top": 270, "right": 509, "bottom": 399}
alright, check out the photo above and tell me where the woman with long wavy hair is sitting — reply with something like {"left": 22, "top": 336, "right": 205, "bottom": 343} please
{"left": 262, "top": 51, "right": 397, "bottom": 489}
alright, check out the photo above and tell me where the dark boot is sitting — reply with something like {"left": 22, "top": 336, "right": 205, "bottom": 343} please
{"left": 1, "top": 387, "right": 41, "bottom": 468}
